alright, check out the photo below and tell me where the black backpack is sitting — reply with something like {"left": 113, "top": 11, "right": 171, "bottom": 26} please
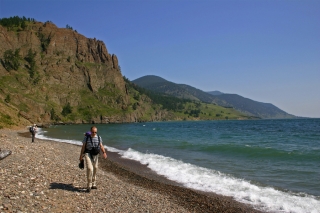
{"left": 29, "top": 126, "right": 34, "bottom": 133}
{"left": 85, "top": 135, "right": 101, "bottom": 155}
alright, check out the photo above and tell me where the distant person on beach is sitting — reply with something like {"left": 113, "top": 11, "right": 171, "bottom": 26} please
{"left": 79, "top": 126, "right": 107, "bottom": 193}
{"left": 30, "top": 124, "right": 37, "bottom": 142}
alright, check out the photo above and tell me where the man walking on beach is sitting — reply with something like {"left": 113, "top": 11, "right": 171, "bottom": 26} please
{"left": 79, "top": 126, "right": 107, "bottom": 192}
{"left": 30, "top": 124, "right": 37, "bottom": 142}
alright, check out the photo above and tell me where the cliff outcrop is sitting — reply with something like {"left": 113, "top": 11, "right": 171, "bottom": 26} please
{"left": 0, "top": 22, "right": 125, "bottom": 93}
{"left": 0, "top": 20, "right": 168, "bottom": 128}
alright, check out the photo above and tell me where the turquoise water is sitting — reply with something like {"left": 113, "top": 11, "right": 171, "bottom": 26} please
{"left": 38, "top": 119, "right": 320, "bottom": 213}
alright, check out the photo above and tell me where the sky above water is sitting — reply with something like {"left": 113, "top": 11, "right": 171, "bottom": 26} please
{"left": 1, "top": 0, "right": 319, "bottom": 118}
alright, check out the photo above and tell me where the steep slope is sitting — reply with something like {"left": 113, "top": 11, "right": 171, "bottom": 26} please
{"left": 178, "top": 84, "right": 217, "bottom": 102}
{"left": 133, "top": 75, "right": 296, "bottom": 119}
{"left": 0, "top": 18, "right": 170, "bottom": 128}
{"left": 0, "top": 20, "right": 127, "bottom": 125}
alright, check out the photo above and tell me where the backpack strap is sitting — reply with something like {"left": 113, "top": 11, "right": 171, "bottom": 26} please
{"left": 96, "top": 135, "right": 101, "bottom": 147}
{"left": 84, "top": 135, "right": 89, "bottom": 153}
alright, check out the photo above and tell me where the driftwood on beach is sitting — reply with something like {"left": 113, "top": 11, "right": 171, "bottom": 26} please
{"left": 0, "top": 149, "right": 11, "bottom": 160}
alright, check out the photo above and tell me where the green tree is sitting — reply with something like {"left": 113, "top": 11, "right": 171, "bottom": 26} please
{"left": 132, "top": 103, "right": 138, "bottom": 110}
{"left": 50, "top": 108, "right": 58, "bottom": 121}
{"left": 24, "top": 48, "right": 40, "bottom": 84}
{"left": 4, "top": 94, "right": 11, "bottom": 103}
{"left": 0, "top": 16, "right": 33, "bottom": 31}
{"left": 37, "top": 32, "right": 53, "bottom": 52}
{"left": 66, "top": 24, "right": 73, "bottom": 30}
{"left": 134, "top": 93, "right": 140, "bottom": 101}
{"left": 1, "top": 49, "right": 21, "bottom": 71}
{"left": 25, "top": 48, "right": 37, "bottom": 78}
{"left": 62, "top": 103, "right": 72, "bottom": 116}
{"left": 25, "top": 49, "right": 36, "bottom": 65}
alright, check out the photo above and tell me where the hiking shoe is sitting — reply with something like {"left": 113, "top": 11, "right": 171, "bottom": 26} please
{"left": 86, "top": 188, "right": 91, "bottom": 193}
{"left": 91, "top": 186, "right": 97, "bottom": 189}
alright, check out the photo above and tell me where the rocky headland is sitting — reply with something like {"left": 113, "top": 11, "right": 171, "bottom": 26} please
{"left": 0, "top": 19, "right": 170, "bottom": 129}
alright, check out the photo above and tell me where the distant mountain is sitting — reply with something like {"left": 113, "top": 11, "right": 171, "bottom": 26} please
{"left": 131, "top": 75, "right": 200, "bottom": 100}
{"left": 207, "top": 91, "right": 224, "bottom": 96}
{"left": 208, "top": 94, "right": 296, "bottom": 119}
{"left": 131, "top": 75, "right": 168, "bottom": 87}
{"left": 132, "top": 75, "right": 296, "bottom": 119}
{"left": 132, "top": 75, "right": 218, "bottom": 102}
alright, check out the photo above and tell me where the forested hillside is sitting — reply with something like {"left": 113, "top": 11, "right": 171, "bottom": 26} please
{"left": 127, "top": 77, "right": 251, "bottom": 120}
{"left": 133, "top": 75, "right": 296, "bottom": 119}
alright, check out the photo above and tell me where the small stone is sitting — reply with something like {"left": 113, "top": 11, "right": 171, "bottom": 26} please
{"left": 3, "top": 203, "right": 12, "bottom": 210}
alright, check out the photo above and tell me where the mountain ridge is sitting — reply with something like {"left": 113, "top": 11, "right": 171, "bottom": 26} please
{"left": 207, "top": 91, "right": 224, "bottom": 96}
{"left": 132, "top": 75, "right": 296, "bottom": 119}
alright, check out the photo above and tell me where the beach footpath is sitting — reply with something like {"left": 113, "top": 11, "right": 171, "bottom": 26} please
{"left": 0, "top": 129, "right": 261, "bottom": 213}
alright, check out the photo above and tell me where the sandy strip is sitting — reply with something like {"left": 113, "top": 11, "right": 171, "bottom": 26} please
{"left": 0, "top": 129, "right": 263, "bottom": 212}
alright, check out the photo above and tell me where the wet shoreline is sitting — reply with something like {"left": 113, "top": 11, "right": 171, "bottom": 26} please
{"left": 10, "top": 130, "right": 263, "bottom": 212}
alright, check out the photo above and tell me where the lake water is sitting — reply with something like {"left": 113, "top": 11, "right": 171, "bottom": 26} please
{"left": 37, "top": 119, "right": 320, "bottom": 213}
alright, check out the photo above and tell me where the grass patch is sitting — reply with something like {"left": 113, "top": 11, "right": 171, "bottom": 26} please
{"left": 172, "top": 102, "right": 247, "bottom": 120}
{"left": 0, "top": 112, "right": 14, "bottom": 126}
{"left": 18, "top": 103, "right": 29, "bottom": 112}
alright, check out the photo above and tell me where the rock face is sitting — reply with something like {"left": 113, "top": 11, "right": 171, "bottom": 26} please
{"left": 0, "top": 21, "right": 168, "bottom": 126}
{"left": 0, "top": 22, "right": 125, "bottom": 93}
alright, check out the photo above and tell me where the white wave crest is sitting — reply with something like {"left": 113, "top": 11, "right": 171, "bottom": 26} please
{"left": 121, "top": 148, "right": 320, "bottom": 213}
{"left": 34, "top": 129, "right": 320, "bottom": 213}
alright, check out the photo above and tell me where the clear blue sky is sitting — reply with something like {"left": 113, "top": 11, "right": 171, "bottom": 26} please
{"left": 1, "top": 0, "right": 319, "bottom": 117}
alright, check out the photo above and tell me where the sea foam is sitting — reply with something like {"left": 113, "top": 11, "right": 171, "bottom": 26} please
{"left": 36, "top": 128, "right": 320, "bottom": 213}
{"left": 121, "top": 148, "right": 320, "bottom": 213}
{"left": 36, "top": 128, "right": 82, "bottom": 146}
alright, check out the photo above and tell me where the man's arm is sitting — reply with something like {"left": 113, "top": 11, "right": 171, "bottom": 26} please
{"left": 79, "top": 143, "right": 86, "bottom": 161}
{"left": 100, "top": 142, "right": 107, "bottom": 159}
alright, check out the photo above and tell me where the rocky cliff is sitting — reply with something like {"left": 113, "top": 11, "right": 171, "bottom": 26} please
{"left": 1, "top": 21, "right": 127, "bottom": 90}
{"left": 0, "top": 20, "right": 167, "bottom": 128}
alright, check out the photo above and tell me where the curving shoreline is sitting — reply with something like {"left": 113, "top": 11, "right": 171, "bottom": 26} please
{"left": 0, "top": 129, "right": 263, "bottom": 212}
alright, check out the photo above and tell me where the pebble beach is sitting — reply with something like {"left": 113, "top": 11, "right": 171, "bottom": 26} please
{"left": 0, "top": 129, "right": 262, "bottom": 213}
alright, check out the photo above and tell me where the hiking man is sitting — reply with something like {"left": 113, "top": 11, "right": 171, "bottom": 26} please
{"left": 79, "top": 126, "right": 107, "bottom": 192}
{"left": 30, "top": 124, "right": 37, "bottom": 142}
